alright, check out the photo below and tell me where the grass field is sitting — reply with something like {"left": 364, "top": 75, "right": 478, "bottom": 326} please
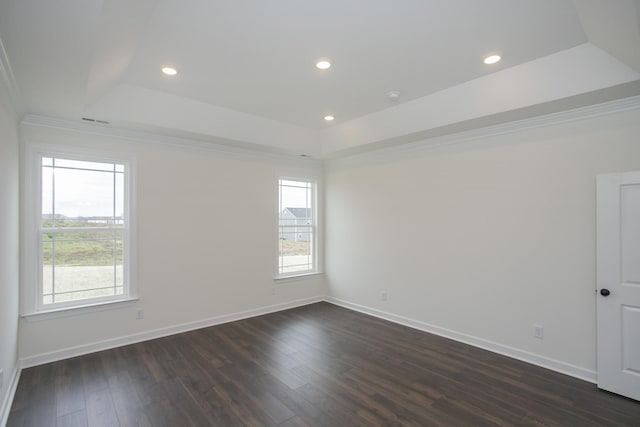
{"left": 42, "top": 220, "right": 123, "bottom": 266}
{"left": 42, "top": 220, "right": 125, "bottom": 303}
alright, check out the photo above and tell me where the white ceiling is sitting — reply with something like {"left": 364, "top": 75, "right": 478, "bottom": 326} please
{"left": 1, "top": 0, "right": 639, "bottom": 157}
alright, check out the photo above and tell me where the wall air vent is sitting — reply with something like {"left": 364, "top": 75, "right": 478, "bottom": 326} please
{"left": 81, "top": 117, "right": 110, "bottom": 125}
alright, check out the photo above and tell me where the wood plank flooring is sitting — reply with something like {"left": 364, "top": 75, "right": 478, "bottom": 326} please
{"left": 7, "top": 302, "right": 640, "bottom": 426}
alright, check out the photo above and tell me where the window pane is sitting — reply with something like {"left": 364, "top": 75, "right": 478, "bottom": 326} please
{"left": 279, "top": 237, "right": 313, "bottom": 273}
{"left": 280, "top": 183, "right": 311, "bottom": 211}
{"left": 42, "top": 240, "right": 53, "bottom": 298}
{"left": 279, "top": 180, "right": 311, "bottom": 189}
{"left": 115, "top": 263, "right": 124, "bottom": 287}
{"left": 42, "top": 165, "right": 54, "bottom": 226}
{"left": 54, "top": 167, "right": 116, "bottom": 224}
{"left": 48, "top": 229, "right": 123, "bottom": 265}
{"left": 53, "top": 286, "right": 122, "bottom": 304}
{"left": 55, "top": 158, "right": 115, "bottom": 172}
{"left": 115, "top": 172, "right": 124, "bottom": 224}
{"left": 43, "top": 229, "right": 123, "bottom": 304}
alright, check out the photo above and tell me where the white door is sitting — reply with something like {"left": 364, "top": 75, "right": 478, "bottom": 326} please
{"left": 596, "top": 171, "right": 640, "bottom": 401}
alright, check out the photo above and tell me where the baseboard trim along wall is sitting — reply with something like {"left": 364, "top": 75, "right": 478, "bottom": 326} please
{"left": 324, "top": 296, "right": 597, "bottom": 384}
{"left": 0, "top": 366, "right": 21, "bottom": 427}
{"left": 20, "top": 296, "right": 324, "bottom": 369}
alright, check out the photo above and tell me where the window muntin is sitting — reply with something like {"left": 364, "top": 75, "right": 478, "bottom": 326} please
{"left": 278, "top": 179, "right": 316, "bottom": 276}
{"left": 35, "top": 153, "right": 131, "bottom": 310}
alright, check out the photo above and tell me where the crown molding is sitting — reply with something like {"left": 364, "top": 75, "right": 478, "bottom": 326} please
{"left": 20, "top": 114, "right": 324, "bottom": 167}
{"left": 0, "top": 36, "right": 24, "bottom": 116}
{"left": 326, "top": 93, "right": 640, "bottom": 167}
{"left": 20, "top": 91, "right": 640, "bottom": 166}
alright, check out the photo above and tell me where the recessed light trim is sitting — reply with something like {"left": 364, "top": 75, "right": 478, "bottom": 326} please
{"left": 483, "top": 55, "right": 501, "bottom": 65}
{"left": 387, "top": 90, "right": 401, "bottom": 102}
{"left": 324, "top": 115, "right": 335, "bottom": 121}
{"left": 316, "top": 60, "right": 332, "bottom": 70}
{"left": 162, "top": 66, "right": 178, "bottom": 76}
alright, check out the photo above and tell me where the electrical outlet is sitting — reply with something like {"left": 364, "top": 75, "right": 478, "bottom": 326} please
{"left": 136, "top": 309, "right": 144, "bottom": 320}
{"left": 381, "top": 291, "right": 387, "bottom": 301}
{"left": 533, "top": 325, "right": 544, "bottom": 339}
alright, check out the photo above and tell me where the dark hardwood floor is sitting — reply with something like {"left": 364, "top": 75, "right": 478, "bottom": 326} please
{"left": 7, "top": 302, "right": 640, "bottom": 426}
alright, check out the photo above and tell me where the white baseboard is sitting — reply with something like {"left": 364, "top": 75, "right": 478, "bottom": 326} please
{"left": 325, "top": 296, "right": 597, "bottom": 384}
{"left": 20, "top": 296, "right": 324, "bottom": 369}
{"left": 0, "top": 365, "right": 21, "bottom": 427}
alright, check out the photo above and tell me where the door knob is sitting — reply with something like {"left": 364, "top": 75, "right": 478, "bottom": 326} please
{"left": 600, "top": 289, "right": 610, "bottom": 296}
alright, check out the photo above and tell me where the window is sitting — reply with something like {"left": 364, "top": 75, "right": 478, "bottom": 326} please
{"left": 278, "top": 178, "right": 317, "bottom": 276}
{"left": 24, "top": 146, "right": 135, "bottom": 313}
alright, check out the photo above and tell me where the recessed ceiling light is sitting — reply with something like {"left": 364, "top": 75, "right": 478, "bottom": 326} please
{"left": 483, "top": 55, "right": 501, "bottom": 65}
{"left": 162, "top": 66, "right": 178, "bottom": 76}
{"left": 324, "top": 115, "right": 335, "bottom": 121}
{"left": 316, "top": 60, "right": 332, "bottom": 70}
{"left": 387, "top": 90, "right": 401, "bottom": 102}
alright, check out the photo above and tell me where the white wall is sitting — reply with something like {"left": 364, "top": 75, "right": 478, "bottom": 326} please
{"left": 19, "top": 123, "right": 325, "bottom": 362}
{"left": 325, "top": 107, "right": 640, "bottom": 376}
{"left": 0, "top": 80, "right": 19, "bottom": 417}
{"left": 15, "top": 101, "right": 640, "bottom": 383}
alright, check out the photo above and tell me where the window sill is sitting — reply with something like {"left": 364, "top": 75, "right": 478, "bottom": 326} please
{"left": 22, "top": 297, "right": 139, "bottom": 322}
{"left": 274, "top": 271, "right": 324, "bottom": 282}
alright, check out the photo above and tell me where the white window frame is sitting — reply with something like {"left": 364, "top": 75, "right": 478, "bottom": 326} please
{"left": 22, "top": 143, "right": 137, "bottom": 316}
{"left": 276, "top": 177, "right": 319, "bottom": 278}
